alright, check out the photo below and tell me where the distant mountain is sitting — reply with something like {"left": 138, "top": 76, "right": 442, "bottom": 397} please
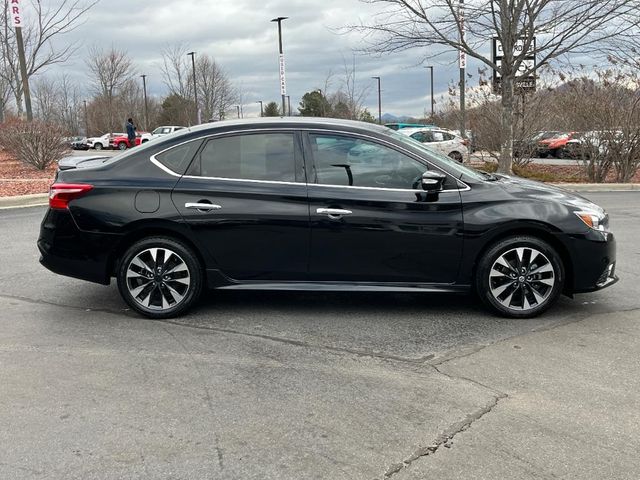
{"left": 381, "top": 113, "right": 415, "bottom": 123}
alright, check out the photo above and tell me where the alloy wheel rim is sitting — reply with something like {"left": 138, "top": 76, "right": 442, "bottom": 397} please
{"left": 126, "top": 247, "right": 191, "bottom": 311}
{"left": 489, "top": 247, "right": 555, "bottom": 311}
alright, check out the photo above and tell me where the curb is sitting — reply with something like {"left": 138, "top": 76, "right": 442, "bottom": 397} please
{"left": 0, "top": 183, "right": 638, "bottom": 210}
{"left": 0, "top": 193, "right": 48, "bottom": 210}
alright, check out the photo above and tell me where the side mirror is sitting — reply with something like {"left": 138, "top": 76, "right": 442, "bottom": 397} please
{"left": 421, "top": 170, "right": 447, "bottom": 193}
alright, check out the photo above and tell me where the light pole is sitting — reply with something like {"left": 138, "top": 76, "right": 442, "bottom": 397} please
{"left": 140, "top": 74, "right": 149, "bottom": 130}
{"left": 285, "top": 95, "right": 291, "bottom": 116}
{"left": 371, "top": 76, "right": 382, "bottom": 124}
{"left": 257, "top": 101, "right": 264, "bottom": 117}
{"left": 425, "top": 66, "right": 434, "bottom": 120}
{"left": 83, "top": 100, "right": 88, "bottom": 137}
{"left": 458, "top": 0, "right": 466, "bottom": 138}
{"left": 271, "top": 17, "right": 288, "bottom": 117}
{"left": 187, "top": 51, "right": 199, "bottom": 124}
{"left": 236, "top": 105, "right": 241, "bottom": 118}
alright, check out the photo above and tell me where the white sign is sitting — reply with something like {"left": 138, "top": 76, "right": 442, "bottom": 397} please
{"left": 494, "top": 58, "right": 535, "bottom": 78}
{"left": 9, "top": 0, "right": 22, "bottom": 27}
{"left": 494, "top": 38, "right": 529, "bottom": 57}
{"left": 279, "top": 54, "right": 286, "bottom": 96}
{"left": 459, "top": 51, "right": 466, "bottom": 69}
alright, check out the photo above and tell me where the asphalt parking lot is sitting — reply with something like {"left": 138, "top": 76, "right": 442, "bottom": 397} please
{"left": 1, "top": 192, "right": 639, "bottom": 479}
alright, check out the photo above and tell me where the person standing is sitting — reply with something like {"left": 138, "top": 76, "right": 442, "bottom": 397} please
{"left": 125, "top": 118, "right": 136, "bottom": 148}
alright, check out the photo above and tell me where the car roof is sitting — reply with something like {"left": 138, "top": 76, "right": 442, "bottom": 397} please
{"left": 164, "top": 117, "right": 392, "bottom": 139}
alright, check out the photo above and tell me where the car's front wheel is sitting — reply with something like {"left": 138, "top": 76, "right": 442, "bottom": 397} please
{"left": 117, "top": 237, "right": 203, "bottom": 319}
{"left": 475, "top": 236, "right": 564, "bottom": 318}
{"left": 118, "top": 142, "right": 127, "bottom": 150}
{"left": 94, "top": 143, "right": 103, "bottom": 150}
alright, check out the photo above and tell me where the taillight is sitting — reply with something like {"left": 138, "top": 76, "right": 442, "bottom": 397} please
{"left": 49, "top": 183, "right": 93, "bottom": 210}
{"left": 462, "top": 139, "right": 470, "bottom": 146}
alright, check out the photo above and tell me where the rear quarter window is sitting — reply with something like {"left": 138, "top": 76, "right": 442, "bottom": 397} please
{"left": 154, "top": 140, "right": 202, "bottom": 175}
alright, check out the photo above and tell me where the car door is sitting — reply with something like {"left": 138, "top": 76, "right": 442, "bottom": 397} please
{"left": 171, "top": 130, "right": 310, "bottom": 281}
{"left": 304, "top": 131, "right": 464, "bottom": 284}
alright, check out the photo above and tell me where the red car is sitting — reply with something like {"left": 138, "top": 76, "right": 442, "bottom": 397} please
{"left": 110, "top": 132, "right": 152, "bottom": 150}
{"left": 536, "top": 132, "right": 576, "bottom": 158}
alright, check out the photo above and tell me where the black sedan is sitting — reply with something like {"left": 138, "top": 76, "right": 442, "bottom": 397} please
{"left": 38, "top": 118, "right": 617, "bottom": 319}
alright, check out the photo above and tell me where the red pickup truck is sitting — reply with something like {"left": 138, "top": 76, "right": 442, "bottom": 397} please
{"left": 110, "top": 132, "right": 152, "bottom": 150}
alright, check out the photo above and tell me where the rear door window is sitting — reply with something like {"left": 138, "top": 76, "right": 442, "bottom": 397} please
{"left": 187, "top": 133, "right": 299, "bottom": 182}
{"left": 154, "top": 140, "right": 202, "bottom": 175}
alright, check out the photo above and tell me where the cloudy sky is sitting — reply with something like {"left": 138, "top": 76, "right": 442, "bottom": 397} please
{"left": 37, "top": 0, "right": 481, "bottom": 118}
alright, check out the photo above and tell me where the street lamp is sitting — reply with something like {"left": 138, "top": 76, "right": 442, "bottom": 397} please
{"left": 425, "top": 66, "right": 434, "bottom": 120}
{"left": 187, "top": 51, "right": 199, "bottom": 124}
{"left": 140, "top": 74, "right": 149, "bottom": 130}
{"left": 257, "top": 100, "right": 264, "bottom": 117}
{"left": 271, "top": 16, "right": 288, "bottom": 117}
{"left": 236, "top": 105, "right": 241, "bottom": 118}
{"left": 285, "top": 95, "right": 291, "bottom": 116}
{"left": 83, "top": 100, "right": 88, "bottom": 137}
{"left": 371, "top": 76, "right": 382, "bottom": 124}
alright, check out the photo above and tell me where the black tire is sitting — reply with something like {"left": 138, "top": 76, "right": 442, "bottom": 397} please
{"left": 554, "top": 148, "right": 565, "bottom": 159}
{"left": 118, "top": 142, "right": 127, "bottom": 150}
{"left": 448, "top": 151, "right": 463, "bottom": 163}
{"left": 94, "top": 143, "right": 103, "bottom": 150}
{"left": 475, "top": 236, "right": 564, "bottom": 318}
{"left": 117, "top": 237, "right": 203, "bottom": 319}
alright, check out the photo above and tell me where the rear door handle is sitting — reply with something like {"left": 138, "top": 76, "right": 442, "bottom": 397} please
{"left": 316, "top": 208, "right": 352, "bottom": 219}
{"left": 185, "top": 202, "right": 222, "bottom": 212}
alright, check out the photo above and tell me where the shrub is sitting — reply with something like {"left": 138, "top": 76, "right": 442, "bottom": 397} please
{"left": 0, "top": 119, "right": 70, "bottom": 170}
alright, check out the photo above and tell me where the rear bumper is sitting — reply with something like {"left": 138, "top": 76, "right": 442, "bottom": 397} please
{"left": 569, "top": 230, "right": 618, "bottom": 293}
{"left": 38, "top": 209, "right": 119, "bottom": 285}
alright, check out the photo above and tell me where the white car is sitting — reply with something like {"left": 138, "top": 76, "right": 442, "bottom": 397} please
{"left": 151, "top": 126, "right": 186, "bottom": 139}
{"left": 86, "top": 133, "right": 124, "bottom": 150}
{"left": 399, "top": 128, "right": 469, "bottom": 162}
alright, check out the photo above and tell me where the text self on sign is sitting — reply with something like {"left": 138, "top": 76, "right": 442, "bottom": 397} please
{"left": 9, "top": 0, "right": 22, "bottom": 27}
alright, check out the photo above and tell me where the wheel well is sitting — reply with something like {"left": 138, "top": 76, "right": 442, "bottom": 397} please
{"left": 472, "top": 227, "right": 574, "bottom": 293}
{"left": 107, "top": 227, "right": 207, "bottom": 277}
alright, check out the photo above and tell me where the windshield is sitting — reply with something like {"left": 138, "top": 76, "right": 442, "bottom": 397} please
{"left": 385, "top": 129, "right": 487, "bottom": 181}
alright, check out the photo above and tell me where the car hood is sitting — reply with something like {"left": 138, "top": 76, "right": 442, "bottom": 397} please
{"left": 495, "top": 174, "right": 605, "bottom": 214}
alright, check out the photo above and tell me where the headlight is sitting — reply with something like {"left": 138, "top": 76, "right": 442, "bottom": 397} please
{"left": 574, "top": 210, "right": 608, "bottom": 231}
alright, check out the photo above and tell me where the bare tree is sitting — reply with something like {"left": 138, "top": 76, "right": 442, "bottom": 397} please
{"left": 159, "top": 43, "right": 193, "bottom": 100}
{"left": 0, "top": 0, "right": 98, "bottom": 114}
{"left": 86, "top": 46, "right": 136, "bottom": 132}
{"left": 196, "top": 55, "right": 238, "bottom": 121}
{"left": 353, "top": 0, "right": 640, "bottom": 173}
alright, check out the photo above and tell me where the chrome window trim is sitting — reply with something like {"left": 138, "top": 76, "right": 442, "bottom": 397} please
{"left": 148, "top": 127, "right": 471, "bottom": 192}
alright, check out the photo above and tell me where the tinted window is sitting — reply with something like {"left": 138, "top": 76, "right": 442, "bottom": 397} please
{"left": 155, "top": 140, "right": 202, "bottom": 174}
{"left": 310, "top": 133, "right": 425, "bottom": 190}
{"left": 189, "top": 133, "right": 296, "bottom": 182}
{"left": 443, "top": 132, "right": 455, "bottom": 141}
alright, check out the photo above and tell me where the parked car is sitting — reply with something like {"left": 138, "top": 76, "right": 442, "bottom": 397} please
{"left": 110, "top": 132, "right": 153, "bottom": 150}
{"left": 87, "top": 133, "right": 124, "bottom": 150}
{"left": 399, "top": 127, "right": 468, "bottom": 162}
{"left": 38, "top": 118, "right": 617, "bottom": 320}
{"left": 70, "top": 136, "right": 89, "bottom": 150}
{"left": 151, "top": 126, "right": 186, "bottom": 138}
{"left": 536, "top": 131, "right": 576, "bottom": 158}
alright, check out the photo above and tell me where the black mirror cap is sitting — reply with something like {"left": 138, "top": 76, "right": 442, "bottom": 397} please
{"left": 421, "top": 170, "right": 447, "bottom": 192}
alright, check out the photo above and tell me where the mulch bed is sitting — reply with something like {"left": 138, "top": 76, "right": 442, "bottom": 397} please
{"left": 0, "top": 151, "right": 58, "bottom": 197}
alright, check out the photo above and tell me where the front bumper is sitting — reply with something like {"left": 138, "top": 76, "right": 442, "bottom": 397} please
{"left": 569, "top": 230, "right": 618, "bottom": 293}
{"left": 38, "top": 209, "right": 118, "bottom": 285}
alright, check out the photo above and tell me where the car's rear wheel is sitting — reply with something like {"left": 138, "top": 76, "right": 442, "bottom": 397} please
{"left": 94, "top": 143, "right": 103, "bottom": 150}
{"left": 117, "top": 237, "right": 203, "bottom": 319}
{"left": 475, "top": 236, "right": 564, "bottom": 318}
{"left": 448, "top": 151, "right": 463, "bottom": 163}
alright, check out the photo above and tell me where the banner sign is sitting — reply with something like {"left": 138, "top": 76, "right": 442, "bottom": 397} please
{"left": 9, "top": 0, "right": 23, "bottom": 27}
{"left": 279, "top": 54, "right": 286, "bottom": 96}
{"left": 492, "top": 36, "right": 536, "bottom": 94}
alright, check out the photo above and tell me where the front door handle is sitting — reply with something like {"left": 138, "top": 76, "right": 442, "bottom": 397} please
{"left": 316, "top": 208, "right": 352, "bottom": 220}
{"left": 185, "top": 202, "right": 222, "bottom": 212}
